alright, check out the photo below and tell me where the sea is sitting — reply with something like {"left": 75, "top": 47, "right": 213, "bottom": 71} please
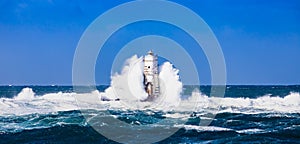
{"left": 0, "top": 85, "right": 299, "bottom": 143}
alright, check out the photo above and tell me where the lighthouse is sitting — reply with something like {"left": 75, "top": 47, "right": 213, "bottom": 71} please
{"left": 143, "top": 50, "right": 160, "bottom": 100}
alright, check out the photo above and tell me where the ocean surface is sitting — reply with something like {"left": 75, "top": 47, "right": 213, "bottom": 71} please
{"left": 0, "top": 85, "right": 300, "bottom": 143}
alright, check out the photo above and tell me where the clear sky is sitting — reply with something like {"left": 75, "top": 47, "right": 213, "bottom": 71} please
{"left": 0, "top": 0, "right": 299, "bottom": 85}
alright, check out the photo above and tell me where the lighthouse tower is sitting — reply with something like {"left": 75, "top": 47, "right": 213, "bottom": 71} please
{"left": 143, "top": 50, "right": 160, "bottom": 100}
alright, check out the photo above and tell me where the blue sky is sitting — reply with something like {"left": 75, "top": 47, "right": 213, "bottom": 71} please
{"left": 0, "top": 0, "right": 299, "bottom": 85}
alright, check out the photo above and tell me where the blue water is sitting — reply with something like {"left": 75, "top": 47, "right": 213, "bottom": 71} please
{"left": 0, "top": 85, "right": 300, "bottom": 143}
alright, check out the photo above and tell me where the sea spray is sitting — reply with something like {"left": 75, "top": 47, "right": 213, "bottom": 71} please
{"left": 2, "top": 88, "right": 78, "bottom": 115}
{"left": 14, "top": 87, "right": 35, "bottom": 100}
{"left": 101, "top": 55, "right": 148, "bottom": 101}
{"left": 1, "top": 56, "right": 300, "bottom": 114}
{"left": 0, "top": 88, "right": 300, "bottom": 115}
{"left": 101, "top": 55, "right": 183, "bottom": 109}
{"left": 157, "top": 62, "right": 183, "bottom": 108}
{"left": 187, "top": 91, "right": 300, "bottom": 113}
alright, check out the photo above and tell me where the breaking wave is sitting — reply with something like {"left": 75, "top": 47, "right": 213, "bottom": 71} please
{"left": 1, "top": 56, "right": 299, "bottom": 143}
{"left": 188, "top": 90, "right": 300, "bottom": 113}
{"left": 0, "top": 87, "right": 299, "bottom": 116}
{"left": 101, "top": 55, "right": 182, "bottom": 104}
{"left": 1, "top": 55, "right": 299, "bottom": 116}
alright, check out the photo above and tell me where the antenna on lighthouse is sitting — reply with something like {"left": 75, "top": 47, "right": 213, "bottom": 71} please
{"left": 143, "top": 50, "right": 160, "bottom": 101}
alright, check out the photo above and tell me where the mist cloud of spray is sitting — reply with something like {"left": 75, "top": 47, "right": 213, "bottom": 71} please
{"left": 101, "top": 55, "right": 183, "bottom": 108}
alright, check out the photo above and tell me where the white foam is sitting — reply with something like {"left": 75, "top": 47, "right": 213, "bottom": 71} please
{"left": 1, "top": 88, "right": 300, "bottom": 116}
{"left": 175, "top": 124, "right": 232, "bottom": 132}
{"left": 103, "top": 55, "right": 148, "bottom": 101}
{"left": 0, "top": 88, "right": 79, "bottom": 115}
{"left": 236, "top": 128, "right": 266, "bottom": 134}
{"left": 100, "top": 55, "right": 183, "bottom": 110}
{"left": 1, "top": 55, "right": 300, "bottom": 115}
{"left": 157, "top": 62, "right": 183, "bottom": 107}
{"left": 0, "top": 55, "right": 184, "bottom": 115}
{"left": 14, "top": 87, "right": 35, "bottom": 100}
{"left": 163, "top": 113, "right": 189, "bottom": 119}
{"left": 182, "top": 91, "right": 300, "bottom": 114}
